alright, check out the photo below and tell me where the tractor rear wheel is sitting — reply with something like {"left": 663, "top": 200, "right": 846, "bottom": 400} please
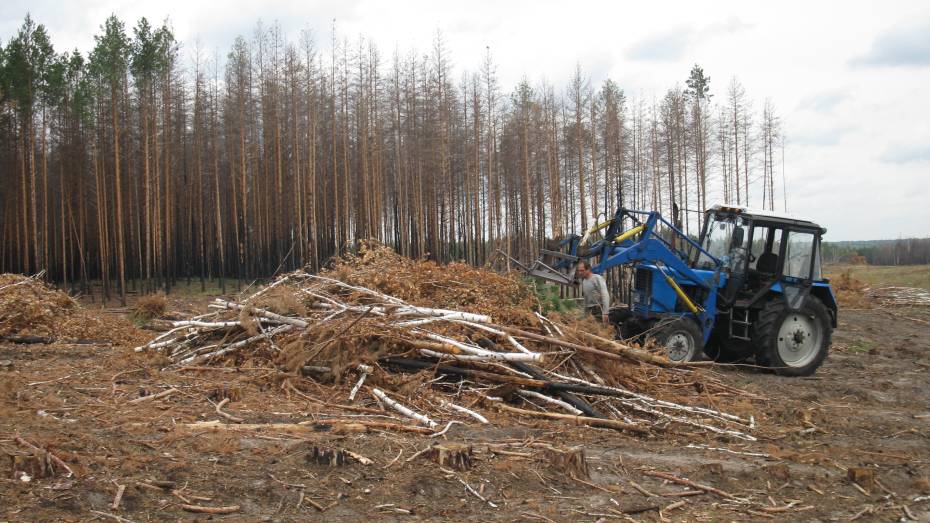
{"left": 753, "top": 295, "right": 831, "bottom": 376}
{"left": 653, "top": 318, "right": 704, "bottom": 363}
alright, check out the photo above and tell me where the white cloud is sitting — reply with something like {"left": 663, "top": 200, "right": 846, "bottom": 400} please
{"left": 851, "top": 18, "right": 930, "bottom": 67}
{"left": 881, "top": 144, "right": 930, "bottom": 164}
{"left": 797, "top": 89, "right": 850, "bottom": 113}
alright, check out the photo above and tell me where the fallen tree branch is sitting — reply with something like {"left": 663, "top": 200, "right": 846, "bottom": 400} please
{"left": 180, "top": 504, "right": 241, "bottom": 514}
{"left": 490, "top": 402, "right": 647, "bottom": 434}
{"left": 459, "top": 477, "right": 497, "bottom": 508}
{"left": 14, "top": 435, "right": 74, "bottom": 477}
{"left": 372, "top": 388, "right": 439, "bottom": 429}
{"left": 215, "top": 398, "right": 244, "bottom": 423}
{"left": 639, "top": 469, "right": 744, "bottom": 502}
{"left": 128, "top": 387, "right": 178, "bottom": 405}
{"left": 178, "top": 325, "right": 292, "bottom": 365}
{"left": 518, "top": 390, "right": 583, "bottom": 415}
{"left": 442, "top": 400, "right": 489, "bottom": 424}
{"left": 344, "top": 449, "right": 373, "bottom": 465}
{"left": 184, "top": 419, "right": 435, "bottom": 435}
{"left": 210, "top": 299, "right": 310, "bottom": 328}
{"left": 348, "top": 364, "right": 372, "bottom": 402}
{"left": 2, "top": 335, "right": 53, "bottom": 344}
{"left": 499, "top": 324, "right": 671, "bottom": 367}
{"left": 111, "top": 483, "right": 126, "bottom": 509}
{"left": 429, "top": 420, "right": 465, "bottom": 438}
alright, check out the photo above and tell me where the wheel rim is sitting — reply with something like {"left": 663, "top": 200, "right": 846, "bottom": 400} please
{"left": 665, "top": 331, "right": 694, "bottom": 362}
{"left": 776, "top": 313, "right": 822, "bottom": 368}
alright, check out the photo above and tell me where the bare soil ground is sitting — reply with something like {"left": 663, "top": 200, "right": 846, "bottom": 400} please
{"left": 2, "top": 298, "right": 930, "bottom": 522}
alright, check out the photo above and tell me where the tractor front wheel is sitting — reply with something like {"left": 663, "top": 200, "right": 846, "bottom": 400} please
{"left": 753, "top": 295, "right": 832, "bottom": 376}
{"left": 653, "top": 318, "right": 704, "bottom": 363}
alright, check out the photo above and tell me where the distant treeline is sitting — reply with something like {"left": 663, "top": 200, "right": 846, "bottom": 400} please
{"left": 1, "top": 14, "right": 785, "bottom": 303}
{"left": 823, "top": 238, "right": 930, "bottom": 266}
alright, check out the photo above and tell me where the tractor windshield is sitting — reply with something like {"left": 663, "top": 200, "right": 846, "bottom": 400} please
{"left": 695, "top": 213, "right": 749, "bottom": 269}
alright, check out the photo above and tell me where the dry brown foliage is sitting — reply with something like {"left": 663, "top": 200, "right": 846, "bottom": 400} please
{"left": 0, "top": 273, "right": 147, "bottom": 344}
{"left": 0, "top": 274, "right": 76, "bottom": 337}
{"left": 832, "top": 269, "right": 872, "bottom": 308}
{"left": 327, "top": 241, "right": 538, "bottom": 326}
{"left": 133, "top": 292, "right": 168, "bottom": 320}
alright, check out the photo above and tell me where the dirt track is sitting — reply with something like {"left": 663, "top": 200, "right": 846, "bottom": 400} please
{"left": 2, "top": 306, "right": 929, "bottom": 522}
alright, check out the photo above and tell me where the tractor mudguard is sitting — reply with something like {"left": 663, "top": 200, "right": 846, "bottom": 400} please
{"left": 778, "top": 283, "right": 811, "bottom": 312}
{"left": 758, "top": 282, "right": 836, "bottom": 327}
{"left": 811, "top": 282, "right": 838, "bottom": 327}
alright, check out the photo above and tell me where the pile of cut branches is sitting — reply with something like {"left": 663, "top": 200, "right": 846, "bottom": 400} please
{"left": 868, "top": 286, "right": 930, "bottom": 307}
{"left": 136, "top": 244, "right": 759, "bottom": 441}
{"left": 0, "top": 272, "right": 144, "bottom": 344}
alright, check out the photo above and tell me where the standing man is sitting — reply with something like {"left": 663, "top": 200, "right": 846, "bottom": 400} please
{"left": 577, "top": 260, "right": 610, "bottom": 325}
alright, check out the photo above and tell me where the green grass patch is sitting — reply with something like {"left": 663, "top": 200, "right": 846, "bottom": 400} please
{"left": 825, "top": 264, "right": 930, "bottom": 292}
{"left": 164, "top": 278, "right": 242, "bottom": 297}
{"left": 848, "top": 340, "right": 874, "bottom": 354}
{"left": 529, "top": 279, "right": 578, "bottom": 315}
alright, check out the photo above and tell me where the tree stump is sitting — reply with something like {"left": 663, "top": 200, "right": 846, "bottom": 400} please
{"left": 847, "top": 467, "right": 875, "bottom": 487}
{"left": 305, "top": 447, "right": 349, "bottom": 467}
{"left": 7, "top": 449, "right": 51, "bottom": 480}
{"left": 762, "top": 463, "right": 790, "bottom": 481}
{"left": 207, "top": 386, "right": 242, "bottom": 402}
{"left": 427, "top": 444, "right": 473, "bottom": 471}
{"left": 541, "top": 446, "right": 588, "bottom": 479}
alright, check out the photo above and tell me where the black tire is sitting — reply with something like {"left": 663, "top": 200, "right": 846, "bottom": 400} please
{"left": 753, "top": 295, "right": 832, "bottom": 376}
{"left": 617, "top": 320, "right": 640, "bottom": 342}
{"left": 704, "top": 332, "right": 752, "bottom": 363}
{"left": 652, "top": 318, "right": 704, "bottom": 363}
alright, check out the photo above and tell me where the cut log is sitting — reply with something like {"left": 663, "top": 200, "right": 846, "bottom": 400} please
{"left": 499, "top": 325, "right": 672, "bottom": 367}
{"left": 372, "top": 388, "right": 438, "bottom": 429}
{"left": 2, "top": 335, "right": 53, "bottom": 344}
{"left": 509, "top": 361, "right": 601, "bottom": 418}
{"left": 381, "top": 357, "right": 547, "bottom": 388}
{"left": 184, "top": 419, "right": 433, "bottom": 435}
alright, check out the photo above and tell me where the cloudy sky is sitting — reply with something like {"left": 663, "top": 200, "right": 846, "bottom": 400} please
{"left": 3, "top": 0, "right": 929, "bottom": 241}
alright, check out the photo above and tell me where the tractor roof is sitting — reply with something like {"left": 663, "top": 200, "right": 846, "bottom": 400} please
{"left": 709, "top": 204, "right": 826, "bottom": 233}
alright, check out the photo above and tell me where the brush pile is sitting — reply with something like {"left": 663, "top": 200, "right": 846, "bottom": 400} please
{"left": 832, "top": 270, "right": 873, "bottom": 308}
{"left": 0, "top": 272, "right": 76, "bottom": 338}
{"left": 868, "top": 286, "right": 930, "bottom": 307}
{"left": 136, "top": 243, "right": 758, "bottom": 441}
{"left": 0, "top": 272, "right": 144, "bottom": 343}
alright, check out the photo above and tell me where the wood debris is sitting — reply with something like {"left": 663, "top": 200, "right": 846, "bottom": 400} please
{"left": 132, "top": 243, "right": 757, "bottom": 442}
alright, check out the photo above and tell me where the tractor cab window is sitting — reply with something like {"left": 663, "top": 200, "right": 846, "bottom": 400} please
{"left": 784, "top": 231, "right": 817, "bottom": 279}
{"left": 696, "top": 214, "right": 749, "bottom": 270}
{"left": 812, "top": 239, "right": 822, "bottom": 280}
{"left": 749, "top": 227, "right": 769, "bottom": 269}
{"left": 749, "top": 226, "right": 783, "bottom": 272}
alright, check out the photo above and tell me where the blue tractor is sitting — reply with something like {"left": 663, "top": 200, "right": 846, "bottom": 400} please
{"left": 519, "top": 205, "right": 837, "bottom": 376}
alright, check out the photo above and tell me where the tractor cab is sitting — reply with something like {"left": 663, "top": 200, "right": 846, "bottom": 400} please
{"left": 696, "top": 205, "right": 831, "bottom": 306}
{"left": 692, "top": 205, "right": 837, "bottom": 374}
